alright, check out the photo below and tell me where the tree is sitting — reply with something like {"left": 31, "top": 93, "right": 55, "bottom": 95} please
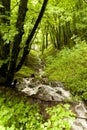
{"left": 39, "top": 0, "right": 87, "bottom": 51}
{"left": 0, "top": 0, "right": 10, "bottom": 80}
{"left": 0, "top": 0, "right": 48, "bottom": 86}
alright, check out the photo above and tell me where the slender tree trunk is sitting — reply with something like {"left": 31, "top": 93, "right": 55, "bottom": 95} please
{"left": 57, "top": 18, "right": 62, "bottom": 50}
{"left": 45, "top": 25, "right": 48, "bottom": 48}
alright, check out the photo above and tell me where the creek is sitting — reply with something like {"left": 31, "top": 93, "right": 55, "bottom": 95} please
{"left": 16, "top": 56, "right": 87, "bottom": 130}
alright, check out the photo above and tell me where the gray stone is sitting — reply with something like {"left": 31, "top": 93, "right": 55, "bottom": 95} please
{"left": 70, "top": 102, "right": 87, "bottom": 130}
{"left": 16, "top": 77, "right": 87, "bottom": 130}
{"left": 21, "top": 84, "right": 70, "bottom": 101}
{"left": 50, "top": 81, "right": 64, "bottom": 87}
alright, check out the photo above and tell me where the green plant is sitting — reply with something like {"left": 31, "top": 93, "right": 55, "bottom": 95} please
{"left": 0, "top": 88, "right": 43, "bottom": 130}
{"left": 41, "top": 104, "right": 75, "bottom": 130}
{"left": 44, "top": 41, "right": 87, "bottom": 100}
{"left": 0, "top": 88, "right": 75, "bottom": 130}
{"left": 16, "top": 65, "right": 34, "bottom": 77}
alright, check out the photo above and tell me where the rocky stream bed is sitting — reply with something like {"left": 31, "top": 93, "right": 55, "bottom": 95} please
{"left": 16, "top": 56, "right": 87, "bottom": 130}
{"left": 16, "top": 77, "right": 87, "bottom": 130}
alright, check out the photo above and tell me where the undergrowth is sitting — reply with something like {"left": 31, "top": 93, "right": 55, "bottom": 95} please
{"left": 15, "top": 50, "right": 39, "bottom": 81}
{"left": 16, "top": 65, "right": 34, "bottom": 78}
{"left": 0, "top": 87, "right": 74, "bottom": 130}
{"left": 0, "top": 87, "right": 43, "bottom": 130}
{"left": 44, "top": 41, "right": 87, "bottom": 100}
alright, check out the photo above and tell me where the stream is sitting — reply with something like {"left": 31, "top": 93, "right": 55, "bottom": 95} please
{"left": 16, "top": 56, "right": 87, "bottom": 130}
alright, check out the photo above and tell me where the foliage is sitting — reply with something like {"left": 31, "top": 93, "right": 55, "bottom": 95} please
{"left": 0, "top": 88, "right": 43, "bottom": 130}
{"left": 36, "top": 0, "right": 87, "bottom": 51}
{"left": 44, "top": 40, "right": 87, "bottom": 100}
{"left": 0, "top": 87, "right": 75, "bottom": 130}
{"left": 41, "top": 104, "right": 75, "bottom": 130}
{"left": 0, "top": 0, "right": 48, "bottom": 86}
{"left": 0, "top": 0, "right": 87, "bottom": 86}
{"left": 0, "top": 23, "right": 18, "bottom": 44}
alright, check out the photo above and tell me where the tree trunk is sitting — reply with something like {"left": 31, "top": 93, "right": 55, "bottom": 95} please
{"left": 0, "top": 0, "right": 10, "bottom": 83}
{"left": 5, "top": 0, "right": 28, "bottom": 86}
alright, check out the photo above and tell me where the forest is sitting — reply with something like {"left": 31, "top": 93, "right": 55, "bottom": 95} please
{"left": 0, "top": 0, "right": 87, "bottom": 129}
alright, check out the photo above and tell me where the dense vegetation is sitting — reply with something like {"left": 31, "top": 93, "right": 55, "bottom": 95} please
{"left": 43, "top": 40, "right": 87, "bottom": 100}
{"left": 0, "top": 0, "right": 87, "bottom": 129}
{"left": 0, "top": 0, "right": 87, "bottom": 86}
{"left": 0, "top": 88, "right": 75, "bottom": 130}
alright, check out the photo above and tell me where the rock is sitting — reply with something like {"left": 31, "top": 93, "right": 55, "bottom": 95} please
{"left": 22, "top": 87, "right": 38, "bottom": 96}
{"left": 16, "top": 78, "right": 70, "bottom": 101}
{"left": 55, "top": 87, "right": 70, "bottom": 98}
{"left": 36, "top": 85, "right": 64, "bottom": 101}
{"left": 16, "top": 82, "right": 27, "bottom": 90}
{"left": 75, "top": 102, "right": 87, "bottom": 118}
{"left": 20, "top": 84, "right": 70, "bottom": 102}
{"left": 41, "top": 77, "right": 49, "bottom": 85}
{"left": 50, "top": 81, "right": 64, "bottom": 87}
{"left": 70, "top": 102, "right": 87, "bottom": 130}
{"left": 71, "top": 119, "right": 87, "bottom": 130}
